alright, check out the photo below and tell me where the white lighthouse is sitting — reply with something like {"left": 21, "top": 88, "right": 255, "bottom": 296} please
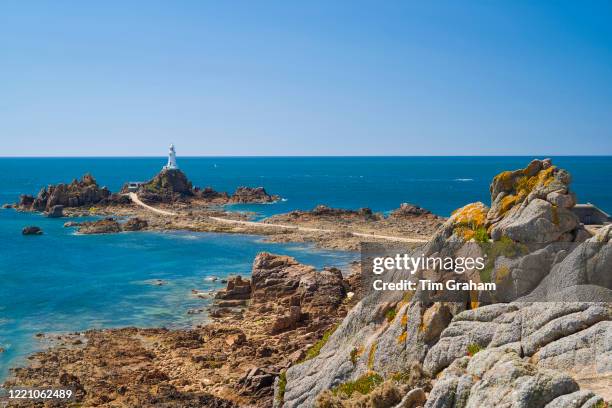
{"left": 163, "top": 144, "right": 179, "bottom": 170}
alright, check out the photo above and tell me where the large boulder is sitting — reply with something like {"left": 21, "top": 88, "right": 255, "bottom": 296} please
{"left": 486, "top": 159, "right": 584, "bottom": 244}
{"left": 490, "top": 198, "right": 579, "bottom": 243}
{"left": 250, "top": 253, "right": 347, "bottom": 329}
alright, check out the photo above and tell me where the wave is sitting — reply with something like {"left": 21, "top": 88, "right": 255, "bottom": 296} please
{"left": 454, "top": 178, "right": 474, "bottom": 182}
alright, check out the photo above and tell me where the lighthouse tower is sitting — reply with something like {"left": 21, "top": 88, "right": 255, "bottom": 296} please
{"left": 163, "top": 144, "right": 179, "bottom": 170}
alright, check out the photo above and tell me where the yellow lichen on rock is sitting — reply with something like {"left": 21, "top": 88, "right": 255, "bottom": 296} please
{"left": 490, "top": 164, "right": 559, "bottom": 221}
{"left": 492, "top": 171, "right": 516, "bottom": 191}
{"left": 452, "top": 202, "right": 489, "bottom": 240}
{"left": 367, "top": 342, "right": 377, "bottom": 369}
{"left": 452, "top": 202, "right": 488, "bottom": 227}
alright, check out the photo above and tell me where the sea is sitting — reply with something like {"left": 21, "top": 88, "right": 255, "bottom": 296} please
{"left": 1, "top": 156, "right": 611, "bottom": 379}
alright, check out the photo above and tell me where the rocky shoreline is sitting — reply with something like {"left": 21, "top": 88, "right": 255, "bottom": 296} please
{"left": 3, "top": 253, "right": 362, "bottom": 407}
{"left": 3, "top": 159, "right": 611, "bottom": 407}
{"left": 9, "top": 168, "right": 443, "bottom": 251}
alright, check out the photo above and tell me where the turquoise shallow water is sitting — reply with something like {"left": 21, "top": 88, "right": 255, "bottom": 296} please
{"left": 0, "top": 209, "right": 356, "bottom": 380}
{"left": 0, "top": 156, "right": 611, "bottom": 380}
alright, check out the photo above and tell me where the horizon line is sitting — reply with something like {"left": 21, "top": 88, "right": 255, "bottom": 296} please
{"left": 1, "top": 154, "right": 612, "bottom": 159}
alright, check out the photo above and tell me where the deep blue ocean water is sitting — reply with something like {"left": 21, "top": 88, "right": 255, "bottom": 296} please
{"left": 0, "top": 156, "right": 610, "bottom": 379}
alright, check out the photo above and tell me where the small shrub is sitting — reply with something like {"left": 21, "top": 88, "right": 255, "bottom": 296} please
{"left": 473, "top": 227, "right": 489, "bottom": 243}
{"left": 385, "top": 308, "right": 397, "bottom": 322}
{"left": 331, "top": 372, "right": 384, "bottom": 398}
{"left": 467, "top": 343, "right": 483, "bottom": 356}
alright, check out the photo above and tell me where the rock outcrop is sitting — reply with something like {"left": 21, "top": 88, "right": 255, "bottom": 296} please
{"left": 137, "top": 168, "right": 194, "bottom": 203}
{"left": 135, "top": 169, "right": 281, "bottom": 205}
{"left": 486, "top": 159, "right": 586, "bottom": 243}
{"left": 390, "top": 203, "right": 434, "bottom": 218}
{"left": 281, "top": 205, "right": 379, "bottom": 221}
{"left": 45, "top": 204, "right": 64, "bottom": 218}
{"left": 76, "top": 218, "right": 122, "bottom": 234}
{"left": 19, "top": 174, "right": 110, "bottom": 212}
{"left": 230, "top": 187, "right": 280, "bottom": 203}
{"left": 22, "top": 226, "right": 43, "bottom": 235}
{"left": 122, "top": 217, "right": 148, "bottom": 231}
{"left": 278, "top": 159, "right": 611, "bottom": 408}
{"left": 70, "top": 217, "right": 150, "bottom": 234}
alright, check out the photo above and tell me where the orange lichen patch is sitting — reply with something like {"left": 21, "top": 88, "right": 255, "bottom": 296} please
{"left": 455, "top": 226, "right": 474, "bottom": 241}
{"left": 397, "top": 331, "right": 407, "bottom": 344}
{"left": 452, "top": 203, "right": 488, "bottom": 228}
{"left": 499, "top": 194, "right": 518, "bottom": 216}
{"left": 494, "top": 166, "right": 558, "bottom": 219}
{"left": 452, "top": 202, "right": 489, "bottom": 240}
{"left": 515, "top": 166, "right": 556, "bottom": 198}
{"left": 400, "top": 312, "right": 408, "bottom": 326}
{"left": 493, "top": 171, "right": 516, "bottom": 191}
{"left": 469, "top": 290, "right": 480, "bottom": 310}
{"left": 367, "top": 342, "right": 377, "bottom": 369}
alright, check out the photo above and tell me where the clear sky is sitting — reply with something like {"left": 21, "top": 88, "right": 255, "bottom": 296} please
{"left": 1, "top": 1, "right": 611, "bottom": 156}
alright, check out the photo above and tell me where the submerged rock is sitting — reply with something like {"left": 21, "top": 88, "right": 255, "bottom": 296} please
{"left": 22, "top": 226, "right": 43, "bottom": 235}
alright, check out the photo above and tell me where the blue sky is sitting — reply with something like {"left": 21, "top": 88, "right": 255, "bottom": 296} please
{"left": 1, "top": 1, "right": 611, "bottom": 156}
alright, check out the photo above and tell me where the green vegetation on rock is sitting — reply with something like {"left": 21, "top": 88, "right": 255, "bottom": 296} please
{"left": 301, "top": 324, "right": 338, "bottom": 363}
{"left": 276, "top": 371, "right": 287, "bottom": 403}
{"left": 385, "top": 308, "right": 397, "bottom": 322}
{"left": 331, "top": 372, "right": 383, "bottom": 398}
{"left": 467, "top": 343, "right": 483, "bottom": 356}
